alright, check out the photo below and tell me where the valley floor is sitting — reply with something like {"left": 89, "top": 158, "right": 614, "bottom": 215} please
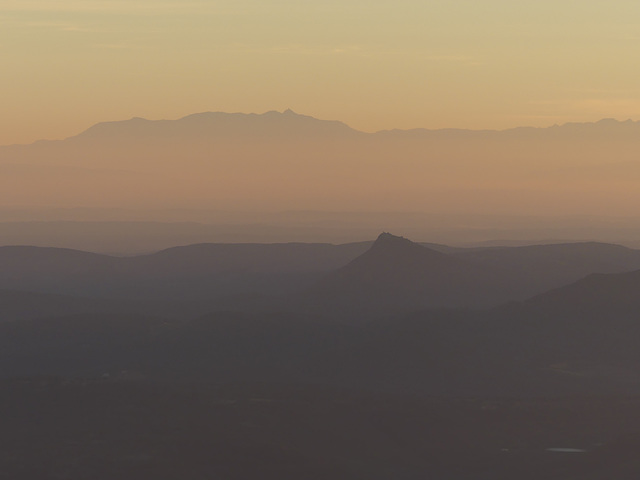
{"left": 2, "top": 378, "right": 640, "bottom": 480}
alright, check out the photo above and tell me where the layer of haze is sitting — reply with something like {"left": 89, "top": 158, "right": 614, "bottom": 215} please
{"left": 2, "top": 0, "right": 640, "bottom": 145}
{"left": 2, "top": 110, "right": 640, "bottom": 220}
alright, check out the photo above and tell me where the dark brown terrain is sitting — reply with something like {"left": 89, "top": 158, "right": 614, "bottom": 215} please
{"left": 3, "top": 233, "right": 640, "bottom": 478}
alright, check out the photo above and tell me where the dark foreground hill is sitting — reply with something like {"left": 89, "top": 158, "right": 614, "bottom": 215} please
{"left": 3, "top": 235, "right": 640, "bottom": 318}
{"left": 3, "top": 238, "right": 640, "bottom": 478}
{"left": 2, "top": 232, "right": 640, "bottom": 397}
{"left": 303, "top": 233, "right": 517, "bottom": 314}
{"left": 3, "top": 262, "right": 640, "bottom": 397}
{"left": 0, "top": 242, "right": 371, "bottom": 316}
{"left": 454, "top": 241, "right": 640, "bottom": 298}
{"left": 297, "top": 233, "right": 640, "bottom": 314}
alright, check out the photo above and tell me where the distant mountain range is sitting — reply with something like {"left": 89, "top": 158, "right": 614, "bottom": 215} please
{"left": 72, "top": 109, "right": 359, "bottom": 142}
{"left": 5, "top": 111, "right": 640, "bottom": 147}
{"left": 2, "top": 110, "right": 640, "bottom": 216}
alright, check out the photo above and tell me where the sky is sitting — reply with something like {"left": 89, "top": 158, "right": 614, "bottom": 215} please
{"left": 2, "top": 0, "right": 640, "bottom": 145}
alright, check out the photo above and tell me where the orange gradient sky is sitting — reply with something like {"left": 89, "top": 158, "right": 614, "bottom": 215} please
{"left": 2, "top": 0, "right": 640, "bottom": 145}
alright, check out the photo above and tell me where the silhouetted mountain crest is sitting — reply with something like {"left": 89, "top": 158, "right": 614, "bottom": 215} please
{"left": 307, "top": 232, "right": 518, "bottom": 312}
{"left": 4, "top": 112, "right": 640, "bottom": 149}
{"left": 375, "top": 117, "right": 640, "bottom": 139}
{"left": 372, "top": 232, "right": 410, "bottom": 247}
{"left": 364, "top": 232, "right": 451, "bottom": 264}
{"left": 72, "top": 110, "right": 357, "bottom": 142}
{"left": 43, "top": 112, "right": 640, "bottom": 148}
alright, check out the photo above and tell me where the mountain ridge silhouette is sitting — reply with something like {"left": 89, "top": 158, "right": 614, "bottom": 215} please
{"left": 2, "top": 110, "right": 640, "bottom": 148}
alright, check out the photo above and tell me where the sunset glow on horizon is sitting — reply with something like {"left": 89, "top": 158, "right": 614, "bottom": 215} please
{"left": 2, "top": 0, "right": 640, "bottom": 145}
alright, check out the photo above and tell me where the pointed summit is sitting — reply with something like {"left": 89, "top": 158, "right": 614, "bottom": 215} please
{"left": 368, "top": 232, "right": 443, "bottom": 260}
{"left": 375, "top": 232, "right": 406, "bottom": 242}
{"left": 307, "top": 232, "right": 514, "bottom": 313}
{"left": 372, "top": 232, "right": 414, "bottom": 248}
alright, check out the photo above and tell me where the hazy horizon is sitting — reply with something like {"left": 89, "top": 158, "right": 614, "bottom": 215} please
{"left": 3, "top": 1, "right": 640, "bottom": 146}
{"left": 2, "top": 110, "right": 640, "bottom": 225}
{"left": 4, "top": 1, "right": 640, "bottom": 242}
